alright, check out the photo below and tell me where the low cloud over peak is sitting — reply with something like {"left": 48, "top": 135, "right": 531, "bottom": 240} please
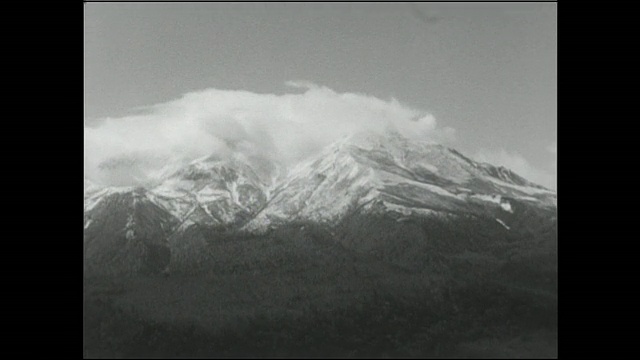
{"left": 85, "top": 82, "right": 455, "bottom": 186}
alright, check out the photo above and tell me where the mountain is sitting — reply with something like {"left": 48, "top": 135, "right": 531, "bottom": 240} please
{"left": 150, "top": 154, "right": 273, "bottom": 227}
{"left": 84, "top": 152, "right": 279, "bottom": 275}
{"left": 84, "top": 131, "right": 557, "bottom": 358}
{"left": 84, "top": 187, "right": 178, "bottom": 276}
{"left": 244, "top": 131, "right": 555, "bottom": 231}
{"left": 84, "top": 179, "right": 102, "bottom": 197}
{"left": 83, "top": 131, "right": 556, "bottom": 276}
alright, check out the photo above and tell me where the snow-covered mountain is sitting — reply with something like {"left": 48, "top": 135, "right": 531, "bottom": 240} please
{"left": 244, "top": 131, "right": 555, "bottom": 231}
{"left": 149, "top": 154, "right": 273, "bottom": 228}
{"left": 84, "top": 131, "right": 556, "bottom": 275}
{"left": 85, "top": 153, "right": 276, "bottom": 226}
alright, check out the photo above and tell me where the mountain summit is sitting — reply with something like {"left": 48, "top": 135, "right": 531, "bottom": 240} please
{"left": 245, "top": 131, "right": 554, "bottom": 230}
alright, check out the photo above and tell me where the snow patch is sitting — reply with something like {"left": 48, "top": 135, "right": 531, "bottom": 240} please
{"left": 85, "top": 186, "right": 139, "bottom": 212}
{"left": 419, "top": 164, "right": 439, "bottom": 173}
{"left": 377, "top": 170, "right": 461, "bottom": 199}
{"left": 152, "top": 196, "right": 193, "bottom": 220}
{"left": 124, "top": 215, "right": 137, "bottom": 239}
{"left": 487, "top": 177, "right": 554, "bottom": 196}
{"left": 152, "top": 184, "right": 190, "bottom": 198}
{"left": 413, "top": 182, "right": 460, "bottom": 199}
{"left": 518, "top": 196, "right": 539, "bottom": 202}
{"left": 84, "top": 220, "right": 93, "bottom": 229}
{"left": 471, "top": 194, "right": 502, "bottom": 204}
{"left": 200, "top": 204, "right": 216, "bottom": 221}
{"left": 126, "top": 215, "right": 135, "bottom": 228}
{"left": 500, "top": 201, "right": 513, "bottom": 213}
{"left": 229, "top": 181, "right": 239, "bottom": 204}
{"left": 384, "top": 202, "right": 438, "bottom": 217}
{"left": 496, "top": 219, "right": 510, "bottom": 230}
{"left": 196, "top": 191, "right": 227, "bottom": 204}
{"left": 84, "top": 197, "right": 102, "bottom": 212}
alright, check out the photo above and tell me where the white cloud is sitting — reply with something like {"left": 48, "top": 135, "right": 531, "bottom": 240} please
{"left": 474, "top": 148, "right": 557, "bottom": 190}
{"left": 547, "top": 141, "right": 557, "bottom": 154}
{"left": 85, "top": 82, "right": 455, "bottom": 186}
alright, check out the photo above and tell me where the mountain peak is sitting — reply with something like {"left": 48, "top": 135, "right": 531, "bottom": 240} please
{"left": 241, "top": 132, "right": 555, "bottom": 232}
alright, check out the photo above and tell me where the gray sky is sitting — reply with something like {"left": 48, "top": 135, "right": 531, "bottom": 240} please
{"left": 84, "top": 2, "right": 556, "bottom": 188}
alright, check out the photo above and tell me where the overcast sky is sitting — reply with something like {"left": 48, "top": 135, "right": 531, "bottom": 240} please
{"left": 84, "top": 2, "right": 556, "bottom": 188}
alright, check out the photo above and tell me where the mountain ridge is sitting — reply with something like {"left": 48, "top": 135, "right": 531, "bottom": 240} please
{"left": 84, "top": 131, "right": 556, "bottom": 276}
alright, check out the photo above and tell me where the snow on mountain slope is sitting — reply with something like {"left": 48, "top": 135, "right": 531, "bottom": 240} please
{"left": 151, "top": 154, "right": 270, "bottom": 227}
{"left": 84, "top": 131, "right": 557, "bottom": 275}
{"left": 85, "top": 152, "right": 275, "bottom": 235}
{"left": 84, "top": 179, "right": 103, "bottom": 197}
{"left": 85, "top": 186, "right": 137, "bottom": 212}
{"left": 243, "top": 131, "right": 555, "bottom": 232}
{"left": 85, "top": 131, "right": 555, "bottom": 238}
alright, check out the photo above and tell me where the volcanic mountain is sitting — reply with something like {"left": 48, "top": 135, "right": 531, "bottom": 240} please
{"left": 83, "top": 131, "right": 556, "bottom": 276}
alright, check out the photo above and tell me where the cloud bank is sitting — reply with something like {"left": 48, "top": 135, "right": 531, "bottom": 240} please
{"left": 85, "top": 82, "right": 455, "bottom": 186}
